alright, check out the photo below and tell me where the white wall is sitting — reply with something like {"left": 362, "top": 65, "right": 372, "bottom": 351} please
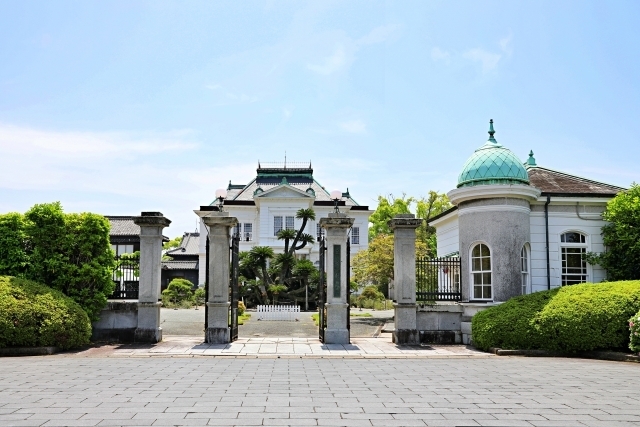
{"left": 434, "top": 214, "right": 460, "bottom": 257}
{"left": 529, "top": 203, "right": 607, "bottom": 293}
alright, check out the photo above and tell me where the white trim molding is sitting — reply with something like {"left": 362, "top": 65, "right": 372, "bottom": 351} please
{"left": 448, "top": 184, "right": 541, "bottom": 206}
{"left": 459, "top": 204, "right": 531, "bottom": 216}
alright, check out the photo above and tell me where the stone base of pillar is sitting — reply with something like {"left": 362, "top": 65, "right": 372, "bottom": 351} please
{"left": 325, "top": 303, "right": 349, "bottom": 344}
{"left": 393, "top": 303, "right": 419, "bottom": 345}
{"left": 206, "top": 327, "right": 230, "bottom": 344}
{"left": 134, "top": 327, "right": 162, "bottom": 343}
{"left": 135, "top": 302, "right": 162, "bottom": 343}
{"left": 393, "top": 329, "right": 420, "bottom": 345}
{"left": 206, "top": 301, "right": 231, "bottom": 344}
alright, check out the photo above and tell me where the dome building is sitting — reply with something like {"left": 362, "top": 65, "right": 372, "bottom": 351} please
{"left": 428, "top": 120, "right": 624, "bottom": 303}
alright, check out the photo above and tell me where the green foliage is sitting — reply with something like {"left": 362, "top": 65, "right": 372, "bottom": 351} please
{"left": 587, "top": 183, "right": 640, "bottom": 280}
{"left": 472, "top": 281, "right": 640, "bottom": 353}
{"left": 368, "top": 195, "right": 412, "bottom": 240}
{"left": 359, "top": 285, "right": 385, "bottom": 301}
{"left": 1, "top": 202, "right": 116, "bottom": 321}
{"left": 163, "top": 236, "right": 182, "bottom": 251}
{"left": 629, "top": 310, "right": 640, "bottom": 353}
{"left": 237, "top": 301, "right": 246, "bottom": 316}
{"left": 0, "top": 212, "right": 29, "bottom": 277}
{"left": 0, "top": 276, "right": 91, "bottom": 349}
{"left": 162, "top": 279, "right": 194, "bottom": 307}
{"left": 194, "top": 288, "right": 206, "bottom": 306}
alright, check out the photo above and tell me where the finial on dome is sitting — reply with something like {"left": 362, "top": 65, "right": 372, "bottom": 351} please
{"left": 488, "top": 119, "right": 497, "bottom": 143}
{"left": 527, "top": 150, "right": 537, "bottom": 166}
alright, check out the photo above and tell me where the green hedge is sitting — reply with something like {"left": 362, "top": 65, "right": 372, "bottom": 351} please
{"left": 0, "top": 276, "right": 91, "bottom": 349}
{"left": 472, "top": 281, "right": 640, "bottom": 353}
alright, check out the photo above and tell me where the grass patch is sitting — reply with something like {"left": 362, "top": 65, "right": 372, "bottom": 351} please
{"left": 238, "top": 313, "right": 251, "bottom": 325}
{"left": 350, "top": 312, "right": 373, "bottom": 317}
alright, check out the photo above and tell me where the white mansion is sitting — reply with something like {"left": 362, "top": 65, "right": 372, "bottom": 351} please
{"left": 197, "top": 163, "right": 372, "bottom": 286}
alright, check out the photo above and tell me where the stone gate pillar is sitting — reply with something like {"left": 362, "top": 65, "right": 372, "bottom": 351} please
{"left": 202, "top": 212, "right": 237, "bottom": 344}
{"left": 133, "top": 212, "right": 171, "bottom": 343}
{"left": 319, "top": 213, "right": 354, "bottom": 344}
{"left": 389, "top": 214, "right": 422, "bottom": 345}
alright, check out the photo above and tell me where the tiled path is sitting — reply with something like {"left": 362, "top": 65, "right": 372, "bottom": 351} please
{"left": 1, "top": 355, "right": 639, "bottom": 426}
{"left": 72, "top": 334, "right": 490, "bottom": 358}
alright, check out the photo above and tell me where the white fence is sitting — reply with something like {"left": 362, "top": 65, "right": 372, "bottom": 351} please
{"left": 256, "top": 305, "right": 301, "bottom": 321}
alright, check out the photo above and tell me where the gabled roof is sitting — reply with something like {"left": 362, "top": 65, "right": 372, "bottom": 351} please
{"left": 217, "top": 162, "right": 361, "bottom": 206}
{"left": 106, "top": 216, "right": 140, "bottom": 236}
{"left": 165, "top": 232, "right": 200, "bottom": 256}
{"left": 527, "top": 166, "right": 625, "bottom": 196}
{"left": 161, "top": 260, "right": 198, "bottom": 270}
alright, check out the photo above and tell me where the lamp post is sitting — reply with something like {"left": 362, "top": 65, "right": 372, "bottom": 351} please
{"left": 330, "top": 190, "right": 342, "bottom": 213}
{"left": 215, "top": 188, "right": 227, "bottom": 211}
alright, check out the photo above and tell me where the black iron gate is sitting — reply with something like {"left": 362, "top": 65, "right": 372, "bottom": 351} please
{"left": 229, "top": 232, "right": 240, "bottom": 342}
{"left": 318, "top": 237, "right": 327, "bottom": 343}
{"left": 415, "top": 257, "right": 462, "bottom": 302}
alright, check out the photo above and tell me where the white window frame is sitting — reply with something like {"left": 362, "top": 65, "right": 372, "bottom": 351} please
{"left": 351, "top": 227, "right": 360, "bottom": 245}
{"left": 521, "top": 243, "right": 530, "bottom": 295}
{"left": 114, "top": 244, "right": 134, "bottom": 256}
{"left": 243, "top": 223, "right": 252, "bottom": 242}
{"left": 273, "top": 216, "right": 283, "bottom": 236}
{"left": 470, "top": 242, "right": 492, "bottom": 301}
{"left": 560, "top": 231, "right": 589, "bottom": 285}
{"left": 285, "top": 216, "right": 295, "bottom": 231}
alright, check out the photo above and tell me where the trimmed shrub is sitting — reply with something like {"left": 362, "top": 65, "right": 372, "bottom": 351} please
{"left": 238, "top": 301, "right": 246, "bottom": 316}
{"left": 162, "top": 279, "right": 194, "bottom": 307}
{"left": 0, "top": 276, "right": 91, "bottom": 349}
{"left": 472, "top": 281, "right": 640, "bottom": 353}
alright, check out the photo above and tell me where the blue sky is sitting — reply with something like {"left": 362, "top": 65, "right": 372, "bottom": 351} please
{"left": 1, "top": 1, "right": 639, "bottom": 236}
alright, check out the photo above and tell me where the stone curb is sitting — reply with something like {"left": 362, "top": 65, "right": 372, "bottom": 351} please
{"left": 0, "top": 346, "right": 59, "bottom": 357}
{"left": 487, "top": 347, "right": 640, "bottom": 363}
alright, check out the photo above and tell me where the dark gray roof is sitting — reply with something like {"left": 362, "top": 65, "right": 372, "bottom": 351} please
{"left": 527, "top": 167, "right": 625, "bottom": 196}
{"left": 161, "top": 260, "right": 198, "bottom": 270}
{"left": 106, "top": 216, "right": 140, "bottom": 236}
{"left": 165, "top": 232, "right": 200, "bottom": 256}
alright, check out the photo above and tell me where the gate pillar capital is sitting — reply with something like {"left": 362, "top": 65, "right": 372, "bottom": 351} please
{"left": 389, "top": 214, "right": 421, "bottom": 345}
{"left": 319, "top": 213, "right": 354, "bottom": 344}
{"left": 200, "top": 211, "right": 238, "bottom": 344}
{"left": 133, "top": 212, "right": 171, "bottom": 343}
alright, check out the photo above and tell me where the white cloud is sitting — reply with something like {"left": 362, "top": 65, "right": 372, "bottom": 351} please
{"left": 307, "top": 45, "right": 347, "bottom": 75}
{"left": 463, "top": 48, "right": 502, "bottom": 73}
{"left": 283, "top": 108, "right": 292, "bottom": 120}
{"left": 500, "top": 34, "right": 513, "bottom": 55}
{"left": 431, "top": 47, "right": 450, "bottom": 63}
{"left": 357, "top": 24, "right": 398, "bottom": 46}
{"left": 205, "top": 83, "right": 259, "bottom": 105}
{"left": 339, "top": 120, "right": 366, "bottom": 134}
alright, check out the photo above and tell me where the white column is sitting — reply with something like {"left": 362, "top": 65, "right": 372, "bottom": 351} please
{"left": 133, "top": 212, "right": 171, "bottom": 343}
{"left": 202, "top": 212, "right": 237, "bottom": 344}
{"left": 389, "top": 214, "right": 422, "bottom": 345}
{"left": 319, "top": 213, "right": 354, "bottom": 344}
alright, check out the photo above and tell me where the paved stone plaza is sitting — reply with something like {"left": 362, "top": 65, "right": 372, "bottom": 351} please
{"left": 1, "top": 350, "right": 639, "bottom": 427}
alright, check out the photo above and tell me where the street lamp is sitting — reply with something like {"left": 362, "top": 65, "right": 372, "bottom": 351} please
{"left": 215, "top": 188, "right": 227, "bottom": 211}
{"left": 330, "top": 190, "right": 342, "bottom": 213}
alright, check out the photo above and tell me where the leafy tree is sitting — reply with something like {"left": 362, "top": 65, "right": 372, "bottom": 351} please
{"left": 0, "top": 203, "right": 115, "bottom": 321}
{"left": 416, "top": 191, "right": 453, "bottom": 257}
{"left": 0, "top": 212, "right": 29, "bottom": 277}
{"left": 368, "top": 195, "right": 413, "bottom": 240}
{"left": 163, "top": 236, "right": 182, "bottom": 251}
{"left": 587, "top": 183, "right": 640, "bottom": 280}
{"left": 352, "top": 233, "right": 428, "bottom": 296}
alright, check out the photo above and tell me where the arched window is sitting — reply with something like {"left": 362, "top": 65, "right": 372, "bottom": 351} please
{"left": 471, "top": 243, "right": 492, "bottom": 300}
{"left": 560, "top": 232, "right": 588, "bottom": 285}
{"left": 521, "top": 244, "right": 530, "bottom": 294}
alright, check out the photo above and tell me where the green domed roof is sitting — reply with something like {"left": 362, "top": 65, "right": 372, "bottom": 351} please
{"left": 457, "top": 120, "right": 529, "bottom": 188}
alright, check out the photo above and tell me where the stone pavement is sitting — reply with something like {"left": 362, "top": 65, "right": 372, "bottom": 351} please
{"left": 74, "top": 334, "right": 487, "bottom": 358}
{"left": 1, "top": 354, "right": 639, "bottom": 427}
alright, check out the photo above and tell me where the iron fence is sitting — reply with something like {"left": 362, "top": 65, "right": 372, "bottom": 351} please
{"left": 416, "top": 257, "right": 461, "bottom": 302}
{"left": 110, "top": 255, "right": 140, "bottom": 299}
